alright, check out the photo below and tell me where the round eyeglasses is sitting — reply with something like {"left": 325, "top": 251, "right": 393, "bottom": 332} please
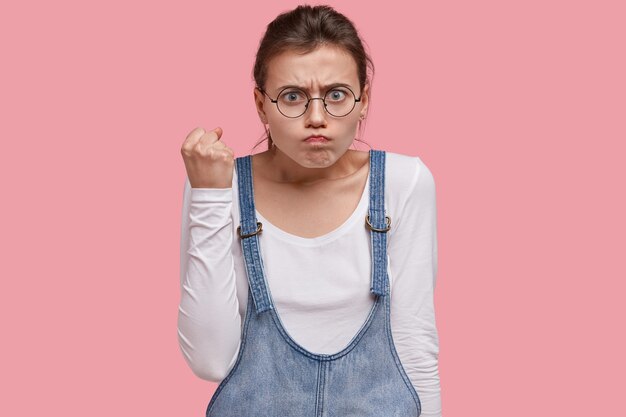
{"left": 256, "top": 86, "right": 362, "bottom": 118}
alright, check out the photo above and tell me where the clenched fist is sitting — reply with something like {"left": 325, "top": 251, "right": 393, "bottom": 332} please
{"left": 180, "top": 127, "right": 234, "bottom": 189}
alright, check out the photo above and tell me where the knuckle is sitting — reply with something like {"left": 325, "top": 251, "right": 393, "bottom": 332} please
{"left": 186, "top": 127, "right": 204, "bottom": 141}
{"left": 180, "top": 143, "right": 192, "bottom": 156}
{"left": 206, "top": 147, "right": 219, "bottom": 159}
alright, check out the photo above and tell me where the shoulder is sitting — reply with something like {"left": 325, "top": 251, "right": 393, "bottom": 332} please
{"left": 380, "top": 151, "right": 437, "bottom": 238}
{"left": 383, "top": 150, "right": 435, "bottom": 201}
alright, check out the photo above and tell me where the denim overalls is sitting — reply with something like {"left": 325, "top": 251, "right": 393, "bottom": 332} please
{"left": 205, "top": 149, "right": 421, "bottom": 417}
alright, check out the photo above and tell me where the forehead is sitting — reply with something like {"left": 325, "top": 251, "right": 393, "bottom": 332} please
{"left": 266, "top": 45, "right": 358, "bottom": 92}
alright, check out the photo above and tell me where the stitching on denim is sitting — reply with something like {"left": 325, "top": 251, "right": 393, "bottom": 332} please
{"left": 268, "top": 295, "right": 381, "bottom": 361}
{"left": 205, "top": 291, "right": 255, "bottom": 416}
{"left": 384, "top": 290, "right": 422, "bottom": 416}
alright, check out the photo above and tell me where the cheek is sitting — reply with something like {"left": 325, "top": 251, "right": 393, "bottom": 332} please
{"left": 267, "top": 120, "right": 294, "bottom": 142}
{"left": 339, "top": 119, "right": 360, "bottom": 138}
{"left": 267, "top": 118, "right": 360, "bottom": 144}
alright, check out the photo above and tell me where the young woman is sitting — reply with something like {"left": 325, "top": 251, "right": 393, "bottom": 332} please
{"left": 179, "top": 5, "right": 441, "bottom": 417}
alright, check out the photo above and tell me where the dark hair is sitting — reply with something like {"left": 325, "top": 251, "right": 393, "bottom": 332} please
{"left": 252, "top": 4, "right": 375, "bottom": 151}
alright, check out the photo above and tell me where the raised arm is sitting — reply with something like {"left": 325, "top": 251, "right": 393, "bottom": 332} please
{"left": 388, "top": 157, "right": 442, "bottom": 417}
{"left": 178, "top": 176, "right": 242, "bottom": 381}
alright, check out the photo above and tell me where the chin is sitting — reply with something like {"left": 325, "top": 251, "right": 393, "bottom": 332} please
{"left": 301, "top": 153, "right": 338, "bottom": 168}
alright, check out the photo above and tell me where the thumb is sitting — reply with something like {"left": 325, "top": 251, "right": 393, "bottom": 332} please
{"left": 213, "top": 127, "right": 223, "bottom": 140}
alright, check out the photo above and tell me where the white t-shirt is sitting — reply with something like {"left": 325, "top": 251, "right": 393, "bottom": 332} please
{"left": 178, "top": 151, "right": 442, "bottom": 416}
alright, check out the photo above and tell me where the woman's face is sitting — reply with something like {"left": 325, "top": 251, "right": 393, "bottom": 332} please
{"left": 254, "top": 45, "right": 369, "bottom": 168}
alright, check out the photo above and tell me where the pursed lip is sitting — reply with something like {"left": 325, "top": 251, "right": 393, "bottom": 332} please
{"left": 304, "top": 135, "right": 330, "bottom": 142}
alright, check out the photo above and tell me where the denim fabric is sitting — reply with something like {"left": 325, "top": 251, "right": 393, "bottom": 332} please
{"left": 206, "top": 150, "right": 421, "bottom": 417}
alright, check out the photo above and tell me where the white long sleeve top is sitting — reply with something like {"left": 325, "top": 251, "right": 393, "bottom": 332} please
{"left": 178, "top": 151, "right": 442, "bottom": 416}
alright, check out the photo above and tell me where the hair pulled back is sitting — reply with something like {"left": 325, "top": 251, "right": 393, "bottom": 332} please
{"left": 252, "top": 4, "right": 375, "bottom": 150}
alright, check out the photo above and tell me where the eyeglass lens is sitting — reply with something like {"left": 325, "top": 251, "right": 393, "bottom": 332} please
{"left": 276, "top": 87, "right": 357, "bottom": 118}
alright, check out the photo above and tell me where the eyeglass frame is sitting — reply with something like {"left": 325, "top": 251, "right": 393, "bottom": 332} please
{"left": 256, "top": 85, "right": 362, "bottom": 118}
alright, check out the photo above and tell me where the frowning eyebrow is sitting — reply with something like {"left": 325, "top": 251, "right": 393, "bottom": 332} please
{"left": 274, "top": 82, "right": 354, "bottom": 93}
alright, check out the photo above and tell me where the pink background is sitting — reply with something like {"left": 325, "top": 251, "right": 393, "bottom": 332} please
{"left": 1, "top": 0, "right": 624, "bottom": 415}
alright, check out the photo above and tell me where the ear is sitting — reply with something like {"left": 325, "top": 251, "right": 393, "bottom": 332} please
{"left": 253, "top": 87, "right": 268, "bottom": 124}
{"left": 359, "top": 83, "right": 370, "bottom": 117}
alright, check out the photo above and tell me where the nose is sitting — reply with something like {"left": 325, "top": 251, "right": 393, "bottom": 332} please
{"left": 304, "top": 97, "right": 327, "bottom": 126}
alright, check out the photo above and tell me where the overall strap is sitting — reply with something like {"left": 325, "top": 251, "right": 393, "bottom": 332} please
{"left": 368, "top": 149, "right": 391, "bottom": 297}
{"left": 235, "top": 155, "right": 273, "bottom": 314}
